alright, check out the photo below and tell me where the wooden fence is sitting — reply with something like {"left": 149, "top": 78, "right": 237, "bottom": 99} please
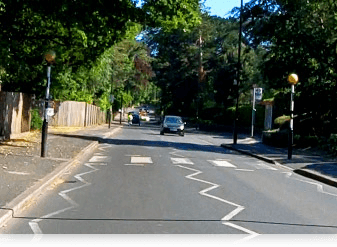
{"left": 1, "top": 92, "right": 106, "bottom": 140}
{"left": 48, "top": 101, "right": 106, "bottom": 127}
{"left": 0, "top": 92, "right": 32, "bottom": 139}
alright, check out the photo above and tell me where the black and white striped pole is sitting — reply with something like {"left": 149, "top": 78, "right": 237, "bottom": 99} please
{"left": 41, "top": 51, "right": 56, "bottom": 157}
{"left": 287, "top": 73, "right": 299, "bottom": 160}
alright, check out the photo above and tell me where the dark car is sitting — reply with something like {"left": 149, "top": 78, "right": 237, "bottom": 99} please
{"left": 160, "top": 115, "right": 185, "bottom": 136}
{"left": 132, "top": 113, "right": 141, "bottom": 126}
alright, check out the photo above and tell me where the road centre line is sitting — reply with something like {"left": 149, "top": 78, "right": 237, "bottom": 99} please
{"left": 131, "top": 157, "right": 153, "bottom": 164}
{"left": 175, "top": 164, "right": 258, "bottom": 235}
{"left": 171, "top": 158, "right": 194, "bottom": 165}
{"left": 235, "top": 169, "right": 254, "bottom": 172}
{"left": 209, "top": 160, "right": 237, "bottom": 168}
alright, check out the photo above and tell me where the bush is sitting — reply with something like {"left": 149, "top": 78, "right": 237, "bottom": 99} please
{"left": 321, "top": 134, "right": 337, "bottom": 155}
{"left": 262, "top": 129, "right": 289, "bottom": 147}
{"left": 274, "top": 115, "right": 290, "bottom": 128}
{"left": 30, "top": 108, "right": 43, "bottom": 130}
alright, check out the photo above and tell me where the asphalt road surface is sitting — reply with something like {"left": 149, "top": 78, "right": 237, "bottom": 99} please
{"left": 2, "top": 124, "right": 337, "bottom": 235}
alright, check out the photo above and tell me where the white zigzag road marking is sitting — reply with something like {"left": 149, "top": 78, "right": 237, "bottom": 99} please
{"left": 169, "top": 149, "right": 186, "bottom": 158}
{"left": 175, "top": 165, "right": 259, "bottom": 236}
{"left": 283, "top": 172, "right": 337, "bottom": 197}
{"left": 29, "top": 162, "right": 106, "bottom": 234}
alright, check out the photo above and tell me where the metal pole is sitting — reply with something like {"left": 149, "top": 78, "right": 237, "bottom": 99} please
{"left": 288, "top": 84, "right": 295, "bottom": 159}
{"left": 41, "top": 65, "right": 51, "bottom": 157}
{"left": 108, "top": 81, "right": 112, "bottom": 129}
{"left": 120, "top": 94, "right": 122, "bottom": 125}
{"left": 251, "top": 88, "right": 256, "bottom": 137}
{"left": 233, "top": 0, "right": 243, "bottom": 144}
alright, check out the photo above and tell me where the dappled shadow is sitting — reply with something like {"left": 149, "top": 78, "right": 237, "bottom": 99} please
{"left": 51, "top": 133, "right": 230, "bottom": 155}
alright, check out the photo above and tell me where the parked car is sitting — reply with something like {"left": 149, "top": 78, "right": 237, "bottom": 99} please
{"left": 160, "top": 115, "right": 185, "bottom": 136}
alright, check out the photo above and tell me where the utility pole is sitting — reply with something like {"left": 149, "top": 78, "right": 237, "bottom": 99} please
{"left": 233, "top": 0, "right": 243, "bottom": 145}
{"left": 197, "top": 31, "right": 203, "bottom": 130}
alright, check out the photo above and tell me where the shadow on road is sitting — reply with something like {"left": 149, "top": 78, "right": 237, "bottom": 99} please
{"left": 51, "top": 133, "right": 231, "bottom": 155}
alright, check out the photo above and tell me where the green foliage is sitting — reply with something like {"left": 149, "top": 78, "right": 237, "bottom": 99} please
{"left": 274, "top": 115, "right": 290, "bottom": 128}
{"left": 142, "top": 0, "right": 202, "bottom": 32}
{"left": 323, "top": 134, "right": 337, "bottom": 155}
{"left": 0, "top": 0, "right": 201, "bottom": 101}
{"left": 30, "top": 108, "right": 43, "bottom": 130}
{"left": 239, "top": 0, "right": 337, "bottom": 137}
{"left": 147, "top": 12, "right": 264, "bottom": 119}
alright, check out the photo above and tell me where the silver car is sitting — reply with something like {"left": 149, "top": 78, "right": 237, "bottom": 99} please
{"left": 160, "top": 115, "right": 185, "bottom": 136}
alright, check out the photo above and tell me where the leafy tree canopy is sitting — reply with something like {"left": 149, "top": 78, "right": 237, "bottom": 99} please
{"left": 0, "top": 0, "right": 201, "bottom": 98}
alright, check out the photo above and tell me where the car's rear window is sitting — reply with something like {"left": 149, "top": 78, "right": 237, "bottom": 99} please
{"left": 166, "top": 117, "right": 182, "bottom": 124}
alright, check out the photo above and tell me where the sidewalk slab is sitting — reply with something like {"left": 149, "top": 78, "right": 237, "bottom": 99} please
{"left": 220, "top": 135, "right": 337, "bottom": 188}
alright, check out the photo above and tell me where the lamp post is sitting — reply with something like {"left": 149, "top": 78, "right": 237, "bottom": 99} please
{"left": 233, "top": 0, "right": 243, "bottom": 144}
{"left": 287, "top": 73, "right": 299, "bottom": 160}
{"left": 108, "top": 75, "right": 113, "bottom": 129}
{"left": 41, "top": 51, "right": 56, "bottom": 157}
{"left": 119, "top": 93, "right": 123, "bottom": 125}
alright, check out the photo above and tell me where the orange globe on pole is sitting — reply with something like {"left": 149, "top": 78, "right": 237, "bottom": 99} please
{"left": 288, "top": 73, "right": 299, "bottom": 85}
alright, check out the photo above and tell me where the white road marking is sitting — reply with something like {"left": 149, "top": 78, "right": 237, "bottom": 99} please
{"left": 124, "top": 164, "right": 145, "bottom": 167}
{"left": 171, "top": 158, "right": 194, "bottom": 165}
{"left": 209, "top": 160, "right": 237, "bottom": 168}
{"left": 169, "top": 150, "right": 185, "bottom": 157}
{"left": 97, "top": 143, "right": 113, "bottom": 151}
{"left": 283, "top": 172, "right": 292, "bottom": 178}
{"left": 29, "top": 162, "right": 107, "bottom": 234}
{"left": 235, "top": 169, "right": 254, "bottom": 172}
{"left": 175, "top": 165, "right": 259, "bottom": 236}
{"left": 131, "top": 157, "right": 153, "bottom": 164}
{"left": 254, "top": 162, "right": 277, "bottom": 170}
{"left": 284, "top": 172, "right": 337, "bottom": 197}
{"left": 88, "top": 156, "right": 108, "bottom": 162}
{"left": 223, "top": 222, "right": 260, "bottom": 236}
{"left": 199, "top": 139, "right": 213, "bottom": 145}
{"left": 6, "top": 171, "right": 30, "bottom": 175}
{"left": 93, "top": 153, "right": 105, "bottom": 156}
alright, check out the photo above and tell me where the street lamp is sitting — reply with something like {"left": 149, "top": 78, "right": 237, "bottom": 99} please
{"left": 41, "top": 50, "right": 56, "bottom": 157}
{"left": 287, "top": 73, "right": 299, "bottom": 159}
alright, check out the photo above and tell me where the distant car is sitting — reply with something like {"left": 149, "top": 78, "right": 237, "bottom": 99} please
{"left": 132, "top": 113, "right": 141, "bottom": 126}
{"left": 160, "top": 115, "right": 185, "bottom": 136}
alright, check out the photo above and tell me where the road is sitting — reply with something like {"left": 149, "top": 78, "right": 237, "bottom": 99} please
{"left": 2, "top": 123, "right": 337, "bottom": 235}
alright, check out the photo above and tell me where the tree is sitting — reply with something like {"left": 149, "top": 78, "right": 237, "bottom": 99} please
{"left": 234, "top": 0, "right": 337, "bottom": 136}
{"left": 147, "top": 13, "right": 264, "bottom": 121}
{"left": 0, "top": 0, "right": 201, "bottom": 100}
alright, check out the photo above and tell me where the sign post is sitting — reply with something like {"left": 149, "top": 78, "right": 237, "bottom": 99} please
{"left": 251, "top": 88, "right": 262, "bottom": 137}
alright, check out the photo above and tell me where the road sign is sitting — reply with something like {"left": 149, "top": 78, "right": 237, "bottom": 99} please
{"left": 110, "top": 95, "right": 114, "bottom": 103}
{"left": 255, "top": 88, "right": 263, "bottom": 101}
{"left": 46, "top": 108, "right": 54, "bottom": 117}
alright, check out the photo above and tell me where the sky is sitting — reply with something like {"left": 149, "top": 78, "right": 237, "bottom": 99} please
{"left": 203, "top": 0, "right": 251, "bottom": 18}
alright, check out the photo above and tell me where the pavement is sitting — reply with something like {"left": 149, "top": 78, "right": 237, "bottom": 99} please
{"left": 220, "top": 133, "right": 337, "bottom": 188}
{"left": 1, "top": 121, "right": 337, "bottom": 230}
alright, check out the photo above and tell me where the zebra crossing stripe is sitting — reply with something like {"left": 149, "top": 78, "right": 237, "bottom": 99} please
{"left": 171, "top": 158, "right": 194, "bottom": 165}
